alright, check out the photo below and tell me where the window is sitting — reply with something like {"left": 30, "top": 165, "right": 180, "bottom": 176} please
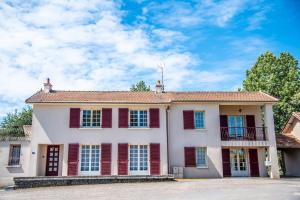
{"left": 82, "top": 110, "right": 101, "bottom": 127}
{"left": 129, "top": 145, "right": 148, "bottom": 172}
{"left": 9, "top": 145, "right": 21, "bottom": 166}
{"left": 196, "top": 147, "right": 207, "bottom": 167}
{"left": 194, "top": 111, "right": 205, "bottom": 129}
{"left": 228, "top": 116, "right": 245, "bottom": 137}
{"left": 80, "top": 145, "right": 100, "bottom": 172}
{"left": 129, "top": 110, "right": 148, "bottom": 127}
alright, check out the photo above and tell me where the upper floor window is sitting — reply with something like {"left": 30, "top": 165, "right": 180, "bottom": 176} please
{"left": 196, "top": 147, "right": 207, "bottom": 167}
{"left": 82, "top": 110, "right": 101, "bottom": 127}
{"left": 9, "top": 144, "right": 21, "bottom": 166}
{"left": 194, "top": 111, "right": 205, "bottom": 129}
{"left": 130, "top": 110, "right": 148, "bottom": 128}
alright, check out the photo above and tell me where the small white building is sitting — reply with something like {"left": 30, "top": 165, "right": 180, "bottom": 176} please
{"left": 0, "top": 79, "right": 281, "bottom": 186}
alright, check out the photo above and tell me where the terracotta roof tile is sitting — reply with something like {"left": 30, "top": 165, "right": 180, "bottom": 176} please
{"left": 276, "top": 134, "right": 300, "bottom": 149}
{"left": 25, "top": 90, "right": 278, "bottom": 104}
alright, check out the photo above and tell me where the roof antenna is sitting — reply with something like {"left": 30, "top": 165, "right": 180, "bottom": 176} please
{"left": 158, "top": 63, "right": 165, "bottom": 92}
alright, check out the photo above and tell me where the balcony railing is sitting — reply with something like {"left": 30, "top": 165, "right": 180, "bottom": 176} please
{"left": 220, "top": 127, "right": 267, "bottom": 141}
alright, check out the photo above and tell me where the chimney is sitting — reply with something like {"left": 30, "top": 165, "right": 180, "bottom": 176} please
{"left": 43, "top": 78, "right": 52, "bottom": 93}
{"left": 155, "top": 80, "right": 162, "bottom": 94}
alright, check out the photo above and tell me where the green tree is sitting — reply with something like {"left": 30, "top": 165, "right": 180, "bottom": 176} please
{"left": 243, "top": 51, "right": 300, "bottom": 133}
{"left": 1, "top": 106, "right": 32, "bottom": 136}
{"left": 130, "top": 81, "right": 151, "bottom": 92}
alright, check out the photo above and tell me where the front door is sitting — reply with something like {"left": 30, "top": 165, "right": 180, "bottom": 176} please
{"left": 230, "top": 149, "right": 249, "bottom": 177}
{"left": 46, "top": 145, "right": 60, "bottom": 176}
{"left": 129, "top": 145, "right": 149, "bottom": 175}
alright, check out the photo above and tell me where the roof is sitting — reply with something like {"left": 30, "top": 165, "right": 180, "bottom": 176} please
{"left": 282, "top": 112, "right": 300, "bottom": 134}
{"left": 25, "top": 90, "right": 278, "bottom": 104}
{"left": 276, "top": 134, "right": 300, "bottom": 149}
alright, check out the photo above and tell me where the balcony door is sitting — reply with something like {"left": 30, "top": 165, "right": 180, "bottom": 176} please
{"left": 230, "top": 149, "right": 249, "bottom": 177}
{"left": 228, "top": 116, "right": 245, "bottom": 138}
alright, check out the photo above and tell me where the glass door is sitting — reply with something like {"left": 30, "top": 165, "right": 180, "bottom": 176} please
{"left": 230, "top": 149, "right": 249, "bottom": 177}
{"left": 129, "top": 145, "right": 149, "bottom": 175}
{"left": 228, "top": 116, "right": 245, "bottom": 138}
{"left": 80, "top": 145, "right": 100, "bottom": 175}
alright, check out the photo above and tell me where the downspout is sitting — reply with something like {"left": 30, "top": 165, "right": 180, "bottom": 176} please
{"left": 166, "top": 105, "right": 170, "bottom": 174}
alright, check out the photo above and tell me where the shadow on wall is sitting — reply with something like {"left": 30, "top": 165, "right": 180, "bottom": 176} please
{"left": 6, "top": 167, "right": 24, "bottom": 173}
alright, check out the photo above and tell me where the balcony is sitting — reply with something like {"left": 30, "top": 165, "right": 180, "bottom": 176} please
{"left": 220, "top": 127, "right": 267, "bottom": 141}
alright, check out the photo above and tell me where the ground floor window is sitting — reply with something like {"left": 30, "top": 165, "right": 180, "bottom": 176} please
{"left": 9, "top": 144, "right": 21, "bottom": 165}
{"left": 196, "top": 147, "right": 207, "bottom": 167}
{"left": 129, "top": 145, "right": 148, "bottom": 174}
{"left": 80, "top": 145, "right": 100, "bottom": 173}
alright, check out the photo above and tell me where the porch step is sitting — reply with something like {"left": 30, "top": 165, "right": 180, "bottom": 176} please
{"left": 13, "top": 175, "right": 175, "bottom": 189}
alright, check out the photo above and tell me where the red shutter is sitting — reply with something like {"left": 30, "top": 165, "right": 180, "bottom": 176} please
{"left": 69, "top": 108, "right": 80, "bottom": 128}
{"left": 150, "top": 108, "right": 160, "bottom": 128}
{"left": 118, "top": 108, "right": 128, "bottom": 128}
{"left": 183, "top": 110, "right": 194, "bottom": 129}
{"left": 184, "top": 147, "right": 196, "bottom": 167}
{"left": 102, "top": 108, "right": 112, "bottom": 128}
{"left": 150, "top": 143, "right": 160, "bottom": 175}
{"left": 101, "top": 143, "right": 112, "bottom": 175}
{"left": 246, "top": 115, "right": 256, "bottom": 140}
{"left": 222, "top": 149, "right": 231, "bottom": 177}
{"left": 220, "top": 115, "right": 228, "bottom": 140}
{"left": 249, "top": 149, "right": 260, "bottom": 177}
{"left": 118, "top": 143, "right": 128, "bottom": 175}
{"left": 67, "top": 143, "right": 79, "bottom": 176}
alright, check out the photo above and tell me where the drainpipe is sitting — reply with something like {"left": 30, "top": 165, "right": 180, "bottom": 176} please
{"left": 166, "top": 105, "right": 170, "bottom": 174}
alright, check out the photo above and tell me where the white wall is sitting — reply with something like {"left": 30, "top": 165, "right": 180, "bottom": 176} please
{"left": 168, "top": 103, "right": 223, "bottom": 178}
{"left": 0, "top": 141, "right": 31, "bottom": 187}
{"left": 30, "top": 104, "right": 168, "bottom": 176}
{"left": 290, "top": 120, "right": 300, "bottom": 139}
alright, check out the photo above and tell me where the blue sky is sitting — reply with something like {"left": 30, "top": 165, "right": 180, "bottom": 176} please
{"left": 0, "top": 0, "right": 299, "bottom": 121}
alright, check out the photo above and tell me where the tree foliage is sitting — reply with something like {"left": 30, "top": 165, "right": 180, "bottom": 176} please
{"left": 130, "top": 81, "right": 151, "bottom": 92}
{"left": 1, "top": 106, "right": 32, "bottom": 128}
{"left": 243, "top": 51, "right": 300, "bottom": 133}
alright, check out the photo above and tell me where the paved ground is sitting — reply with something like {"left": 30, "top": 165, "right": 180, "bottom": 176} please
{"left": 1, "top": 178, "right": 300, "bottom": 200}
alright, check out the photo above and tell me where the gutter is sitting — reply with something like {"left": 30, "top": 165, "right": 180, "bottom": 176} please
{"left": 166, "top": 105, "right": 170, "bottom": 174}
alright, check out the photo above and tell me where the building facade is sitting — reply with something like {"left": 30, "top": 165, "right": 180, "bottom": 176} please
{"left": 0, "top": 79, "right": 281, "bottom": 185}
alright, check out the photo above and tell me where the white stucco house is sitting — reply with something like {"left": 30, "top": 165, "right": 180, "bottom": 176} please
{"left": 0, "top": 79, "right": 281, "bottom": 186}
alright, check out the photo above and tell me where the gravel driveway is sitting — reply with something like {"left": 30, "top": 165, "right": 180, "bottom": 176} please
{"left": 1, "top": 178, "right": 300, "bottom": 200}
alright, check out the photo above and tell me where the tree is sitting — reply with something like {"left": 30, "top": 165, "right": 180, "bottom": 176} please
{"left": 243, "top": 51, "right": 300, "bottom": 133}
{"left": 130, "top": 81, "right": 151, "bottom": 92}
{"left": 0, "top": 106, "right": 32, "bottom": 136}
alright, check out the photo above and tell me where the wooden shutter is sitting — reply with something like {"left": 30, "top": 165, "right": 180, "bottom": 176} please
{"left": 118, "top": 143, "right": 128, "bottom": 175}
{"left": 220, "top": 115, "right": 228, "bottom": 140}
{"left": 101, "top": 143, "right": 112, "bottom": 175}
{"left": 67, "top": 143, "right": 79, "bottom": 176}
{"left": 184, "top": 147, "right": 196, "bottom": 167}
{"left": 246, "top": 115, "right": 256, "bottom": 140}
{"left": 150, "top": 143, "right": 160, "bottom": 175}
{"left": 69, "top": 108, "right": 80, "bottom": 128}
{"left": 183, "top": 110, "right": 194, "bottom": 129}
{"left": 150, "top": 108, "right": 160, "bottom": 128}
{"left": 222, "top": 149, "right": 231, "bottom": 177}
{"left": 118, "top": 108, "right": 128, "bottom": 128}
{"left": 249, "top": 149, "right": 260, "bottom": 177}
{"left": 102, "top": 108, "right": 112, "bottom": 128}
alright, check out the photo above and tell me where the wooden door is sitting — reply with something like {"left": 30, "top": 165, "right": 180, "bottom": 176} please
{"left": 222, "top": 149, "right": 231, "bottom": 177}
{"left": 46, "top": 145, "right": 60, "bottom": 176}
{"left": 249, "top": 149, "right": 260, "bottom": 177}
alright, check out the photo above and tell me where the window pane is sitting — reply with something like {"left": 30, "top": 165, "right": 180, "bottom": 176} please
{"left": 92, "top": 110, "right": 101, "bottom": 127}
{"left": 196, "top": 147, "right": 206, "bottom": 167}
{"left": 81, "top": 145, "right": 90, "bottom": 171}
{"left": 130, "top": 110, "right": 138, "bottom": 127}
{"left": 194, "top": 112, "right": 204, "bottom": 129}
{"left": 139, "top": 110, "right": 148, "bottom": 127}
{"left": 130, "top": 145, "right": 138, "bottom": 171}
{"left": 10, "top": 145, "right": 21, "bottom": 165}
{"left": 139, "top": 145, "right": 148, "bottom": 171}
{"left": 90, "top": 145, "right": 100, "bottom": 171}
{"left": 82, "top": 110, "right": 91, "bottom": 127}
{"left": 228, "top": 116, "right": 235, "bottom": 136}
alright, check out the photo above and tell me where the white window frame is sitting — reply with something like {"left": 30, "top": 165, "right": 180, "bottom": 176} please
{"left": 8, "top": 144, "right": 21, "bottom": 166}
{"left": 129, "top": 110, "right": 149, "bottom": 128}
{"left": 196, "top": 147, "right": 208, "bottom": 168}
{"left": 128, "top": 144, "right": 149, "bottom": 175}
{"left": 194, "top": 111, "right": 205, "bottom": 129}
{"left": 228, "top": 115, "right": 245, "bottom": 137}
{"left": 79, "top": 144, "right": 100, "bottom": 175}
{"left": 81, "top": 109, "right": 102, "bottom": 128}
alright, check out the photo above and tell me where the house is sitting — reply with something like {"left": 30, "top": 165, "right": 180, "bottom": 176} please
{"left": 277, "top": 112, "right": 300, "bottom": 177}
{"left": 0, "top": 79, "right": 280, "bottom": 186}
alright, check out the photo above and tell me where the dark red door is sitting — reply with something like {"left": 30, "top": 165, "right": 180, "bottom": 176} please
{"left": 249, "top": 149, "right": 260, "bottom": 177}
{"left": 46, "top": 145, "right": 60, "bottom": 176}
{"left": 222, "top": 149, "right": 231, "bottom": 177}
